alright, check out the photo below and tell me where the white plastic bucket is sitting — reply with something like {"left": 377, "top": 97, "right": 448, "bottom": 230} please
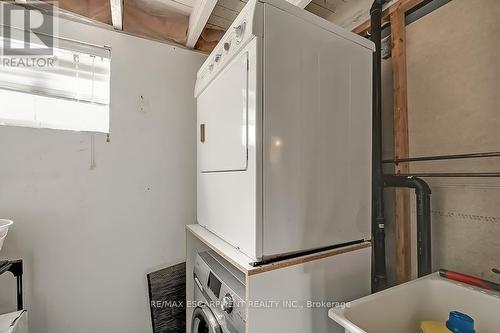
{"left": 0, "top": 219, "right": 13, "bottom": 251}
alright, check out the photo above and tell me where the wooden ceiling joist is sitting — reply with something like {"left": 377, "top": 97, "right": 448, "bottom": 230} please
{"left": 186, "top": 0, "right": 218, "bottom": 48}
{"left": 110, "top": 0, "right": 123, "bottom": 30}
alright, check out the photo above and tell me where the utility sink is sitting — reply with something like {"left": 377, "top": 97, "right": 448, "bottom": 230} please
{"left": 329, "top": 273, "right": 500, "bottom": 333}
{"left": 0, "top": 219, "right": 13, "bottom": 252}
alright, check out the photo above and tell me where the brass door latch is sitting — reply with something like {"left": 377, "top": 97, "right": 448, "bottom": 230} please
{"left": 200, "top": 124, "right": 206, "bottom": 143}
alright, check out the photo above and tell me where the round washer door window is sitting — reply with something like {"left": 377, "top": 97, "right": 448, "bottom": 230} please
{"left": 192, "top": 305, "right": 221, "bottom": 333}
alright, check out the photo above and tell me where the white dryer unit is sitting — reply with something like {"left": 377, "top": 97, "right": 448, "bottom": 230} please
{"left": 195, "top": 0, "right": 375, "bottom": 262}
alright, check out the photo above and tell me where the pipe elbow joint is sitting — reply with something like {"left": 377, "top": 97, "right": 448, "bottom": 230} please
{"left": 409, "top": 177, "right": 431, "bottom": 195}
{"left": 383, "top": 175, "right": 432, "bottom": 195}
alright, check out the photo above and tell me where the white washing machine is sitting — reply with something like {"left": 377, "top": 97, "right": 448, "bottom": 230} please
{"left": 195, "top": 0, "right": 375, "bottom": 262}
{"left": 191, "top": 251, "right": 246, "bottom": 333}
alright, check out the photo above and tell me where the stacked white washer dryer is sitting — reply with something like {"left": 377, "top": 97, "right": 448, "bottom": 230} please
{"left": 195, "top": 0, "right": 373, "bottom": 262}
{"left": 191, "top": 0, "right": 374, "bottom": 331}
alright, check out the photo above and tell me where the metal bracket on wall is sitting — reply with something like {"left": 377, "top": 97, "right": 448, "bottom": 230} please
{"left": 0, "top": 259, "right": 24, "bottom": 311}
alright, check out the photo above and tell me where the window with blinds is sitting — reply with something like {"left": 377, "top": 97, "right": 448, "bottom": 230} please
{"left": 0, "top": 32, "right": 111, "bottom": 133}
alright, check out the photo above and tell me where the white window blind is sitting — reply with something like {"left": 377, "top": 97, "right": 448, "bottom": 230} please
{"left": 0, "top": 30, "right": 111, "bottom": 133}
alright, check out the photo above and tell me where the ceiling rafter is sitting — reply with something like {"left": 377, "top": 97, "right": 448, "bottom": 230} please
{"left": 110, "top": 0, "right": 123, "bottom": 30}
{"left": 186, "top": 0, "right": 218, "bottom": 48}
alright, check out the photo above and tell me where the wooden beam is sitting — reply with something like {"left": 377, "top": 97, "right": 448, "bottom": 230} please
{"left": 110, "top": 0, "right": 123, "bottom": 30}
{"left": 390, "top": 8, "right": 411, "bottom": 283}
{"left": 287, "top": 0, "right": 312, "bottom": 9}
{"left": 186, "top": 0, "right": 218, "bottom": 48}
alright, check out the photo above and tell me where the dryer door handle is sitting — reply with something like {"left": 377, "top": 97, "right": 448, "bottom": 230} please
{"left": 200, "top": 124, "right": 206, "bottom": 143}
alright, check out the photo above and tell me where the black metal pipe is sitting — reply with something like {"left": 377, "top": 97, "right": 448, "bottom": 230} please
{"left": 382, "top": 151, "right": 500, "bottom": 164}
{"left": 386, "top": 172, "right": 500, "bottom": 178}
{"left": 384, "top": 175, "right": 432, "bottom": 277}
{"left": 371, "top": 0, "right": 387, "bottom": 292}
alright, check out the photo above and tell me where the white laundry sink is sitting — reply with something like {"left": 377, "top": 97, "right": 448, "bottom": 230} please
{"left": 0, "top": 219, "right": 13, "bottom": 252}
{"left": 329, "top": 273, "right": 500, "bottom": 333}
{"left": 0, "top": 310, "right": 27, "bottom": 333}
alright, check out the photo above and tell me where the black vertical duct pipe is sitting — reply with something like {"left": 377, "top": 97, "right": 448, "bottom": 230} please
{"left": 370, "top": 0, "right": 433, "bottom": 288}
{"left": 371, "top": 0, "right": 387, "bottom": 292}
{"left": 384, "top": 175, "right": 432, "bottom": 277}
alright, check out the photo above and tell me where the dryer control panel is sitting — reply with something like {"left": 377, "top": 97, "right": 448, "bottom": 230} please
{"left": 194, "top": 0, "right": 263, "bottom": 97}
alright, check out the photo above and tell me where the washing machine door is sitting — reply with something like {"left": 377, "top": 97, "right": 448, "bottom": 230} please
{"left": 191, "top": 305, "right": 221, "bottom": 333}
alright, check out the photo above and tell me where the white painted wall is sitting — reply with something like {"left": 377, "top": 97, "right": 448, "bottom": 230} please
{"left": 0, "top": 14, "right": 206, "bottom": 333}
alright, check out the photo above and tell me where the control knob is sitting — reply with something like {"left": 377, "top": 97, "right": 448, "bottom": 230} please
{"left": 234, "top": 22, "right": 246, "bottom": 39}
{"left": 223, "top": 41, "right": 231, "bottom": 52}
{"left": 221, "top": 293, "right": 234, "bottom": 314}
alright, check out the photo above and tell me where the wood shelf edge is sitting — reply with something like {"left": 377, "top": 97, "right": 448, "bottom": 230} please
{"left": 187, "top": 224, "right": 372, "bottom": 277}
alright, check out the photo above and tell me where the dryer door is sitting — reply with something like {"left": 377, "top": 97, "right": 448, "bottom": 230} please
{"left": 191, "top": 305, "right": 222, "bottom": 333}
{"left": 197, "top": 51, "right": 249, "bottom": 173}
